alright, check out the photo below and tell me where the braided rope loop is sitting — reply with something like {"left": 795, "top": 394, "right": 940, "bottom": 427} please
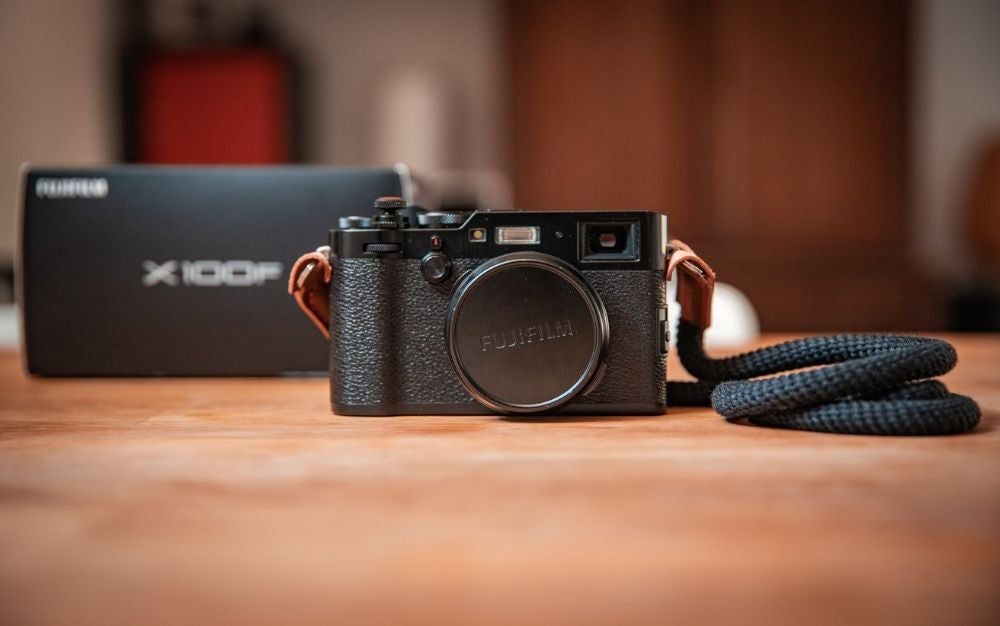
{"left": 669, "top": 321, "right": 981, "bottom": 436}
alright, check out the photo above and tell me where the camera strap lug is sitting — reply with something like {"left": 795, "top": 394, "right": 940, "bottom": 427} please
{"left": 665, "top": 240, "right": 716, "bottom": 330}
{"left": 288, "top": 246, "right": 333, "bottom": 339}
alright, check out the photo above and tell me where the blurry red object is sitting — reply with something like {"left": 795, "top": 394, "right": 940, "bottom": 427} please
{"left": 138, "top": 50, "right": 291, "bottom": 164}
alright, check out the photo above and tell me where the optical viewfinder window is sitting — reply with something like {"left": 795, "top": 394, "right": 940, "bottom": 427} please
{"left": 579, "top": 221, "right": 639, "bottom": 261}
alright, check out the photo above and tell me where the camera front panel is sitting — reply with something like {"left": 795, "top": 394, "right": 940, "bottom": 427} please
{"left": 328, "top": 210, "right": 668, "bottom": 415}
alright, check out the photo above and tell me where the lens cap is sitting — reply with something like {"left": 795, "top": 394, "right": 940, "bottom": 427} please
{"left": 445, "top": 252, "right": 609, "bottom": 414}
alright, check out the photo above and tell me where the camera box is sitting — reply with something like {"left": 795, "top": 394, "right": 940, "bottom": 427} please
{"left": 20, "top": 165, "right": 405, "bottom": 376}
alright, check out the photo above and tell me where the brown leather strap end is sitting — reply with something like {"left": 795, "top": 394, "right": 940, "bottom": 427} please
{"left": 289, "top": 249, "right": 333, "bottom": 339}
{"left": 666, "top": 239, "right": 716, "bottom": 329}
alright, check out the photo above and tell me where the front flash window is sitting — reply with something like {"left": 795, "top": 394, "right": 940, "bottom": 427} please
{"left": 495, "top": 226, "right": 541, "bottom": 245}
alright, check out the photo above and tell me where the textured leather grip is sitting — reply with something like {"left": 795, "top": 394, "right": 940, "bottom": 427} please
{"left": 289, "top": 239, "right": 716, "bottom": 337}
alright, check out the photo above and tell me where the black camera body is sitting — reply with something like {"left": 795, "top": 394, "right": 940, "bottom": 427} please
{"left": 328, "top": 200, "right": 669, "bottom": 416}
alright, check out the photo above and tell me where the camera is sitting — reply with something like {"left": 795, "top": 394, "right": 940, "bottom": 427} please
{"left": 325, "top": 197, "right": 669, "bottom": 416}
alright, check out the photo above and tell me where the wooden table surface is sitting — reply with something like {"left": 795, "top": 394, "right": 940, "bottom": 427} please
{"left": 1, "top": 335, "right": 998, "bottom": 626}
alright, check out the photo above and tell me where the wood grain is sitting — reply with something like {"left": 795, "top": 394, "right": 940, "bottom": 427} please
{"left": 1, "top": 336, "right": 998, "bottom": 626}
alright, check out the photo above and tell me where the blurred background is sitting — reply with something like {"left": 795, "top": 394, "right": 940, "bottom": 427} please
{"left": 0, "top": 0, "right": 998, "bottom": 332}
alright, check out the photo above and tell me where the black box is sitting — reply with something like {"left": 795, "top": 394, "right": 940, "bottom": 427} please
{"left": 20, "top": 165, "right": 405, "bottom": 376}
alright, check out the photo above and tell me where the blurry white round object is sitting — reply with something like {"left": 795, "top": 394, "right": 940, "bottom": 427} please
{"left": 0, "top": 304, "right": 18, "bottom": 349}
{"left": 666, "top": 281, "right": 760, "bottom": 349}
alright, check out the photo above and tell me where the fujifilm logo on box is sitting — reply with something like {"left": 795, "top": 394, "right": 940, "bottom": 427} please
{"left": 34, "top": 177, "right": 110, "bottom": 199}
{"left": 20, "top": 165, "right": 406, "bottom": 376}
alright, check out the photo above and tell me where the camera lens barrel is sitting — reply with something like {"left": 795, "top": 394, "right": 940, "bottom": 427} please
{"left": 445, "top": 252, "right": 610, "bottom": 414}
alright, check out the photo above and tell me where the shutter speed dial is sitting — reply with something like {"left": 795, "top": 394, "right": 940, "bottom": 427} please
{"left": 417, "top": 211, "right": 467, "bottom": 228}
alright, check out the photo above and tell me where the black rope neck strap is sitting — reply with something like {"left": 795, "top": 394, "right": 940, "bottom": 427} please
{"left": 669, "top": 320, "right": 981, "bottom": 435}
{"left": 665, "top": 242, "right": 980, "bottom": 436}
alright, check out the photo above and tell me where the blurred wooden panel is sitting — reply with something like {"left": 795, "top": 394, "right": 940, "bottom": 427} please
{"left": 708, "top": 0, "right": 907, "bottom": 249}
{"left": 507, "top": 0, "right": 710, "bottom": 233}
{"left": 506, "top": 0, "right": 930, "bottom": 330}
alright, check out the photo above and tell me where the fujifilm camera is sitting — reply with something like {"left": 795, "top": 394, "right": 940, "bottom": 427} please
{"left": 326, "top": 197, "right": 670, "bottom": 415}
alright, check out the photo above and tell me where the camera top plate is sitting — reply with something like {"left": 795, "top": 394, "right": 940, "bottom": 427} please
{"left": 330, "top": 209, "right": 667, "bottom": 272}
